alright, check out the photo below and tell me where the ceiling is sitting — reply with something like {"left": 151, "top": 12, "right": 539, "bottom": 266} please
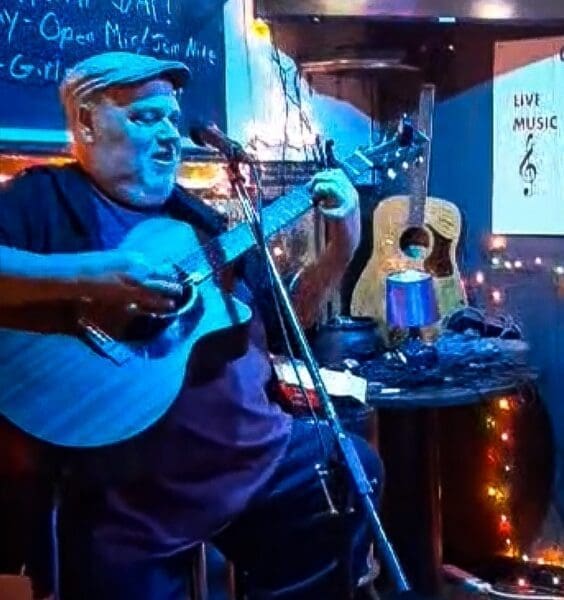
{"left": 256, "top": 0, "right": 564, "bottom": 23}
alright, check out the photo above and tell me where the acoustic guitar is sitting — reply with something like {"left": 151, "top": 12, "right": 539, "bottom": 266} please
{"left": 351, "top": 84, "right": 466, "bottom": 327}
{"left": 0, "top": 126, "right": 424, "bottom": 448}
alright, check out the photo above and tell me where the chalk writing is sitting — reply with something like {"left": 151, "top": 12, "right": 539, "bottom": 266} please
{"left": 0, "top": 9, "right": 20, "bottom": 44}
{"left": 104, "top": 20, "right": 181, "bottom": 57}
{"left": 5, "top": 52, "right": 64, "bottom": 82}
{"left": 0, "top": 0, "right": 225, "bottom": 134}
{"left": 15, "top": 0, "right": 90, "bottom": 9}
{"left": 185, "top": 37, "right": 217, "bottom": 65}
{"left": 39, "top": 11, "right": 95, "bottom": 50}
{"left": 110, "top": 0, "right": 172, "bottom": 24}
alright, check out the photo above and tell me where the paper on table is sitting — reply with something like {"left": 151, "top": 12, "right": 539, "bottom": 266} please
{"left": 272, "top": 357, "right": 367, "bottom": 404}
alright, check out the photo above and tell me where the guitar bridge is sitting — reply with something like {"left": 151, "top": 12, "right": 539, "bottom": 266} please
{"left": 78, "top": 318, "right": 135, "bottom": 365}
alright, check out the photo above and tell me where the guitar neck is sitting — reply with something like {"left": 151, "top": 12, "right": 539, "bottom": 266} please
{"left": 177, "top": 185, "right": 313, "bottom": 282}
{"left": 174, "top": 128, "right": 419, "bottom": 281}
{"left": 408, "top": 84, "right": 435, "bottom": 226}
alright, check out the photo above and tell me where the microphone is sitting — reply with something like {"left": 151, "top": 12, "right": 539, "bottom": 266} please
{"left": 188, "top": 121, "right": 252, "bottom": 162}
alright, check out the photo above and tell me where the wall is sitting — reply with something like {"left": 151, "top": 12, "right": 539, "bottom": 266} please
{"left": 431, "top": 26, "right": 564, "bottom": 534}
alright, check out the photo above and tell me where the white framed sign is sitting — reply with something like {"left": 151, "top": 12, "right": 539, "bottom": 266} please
{"left": 493, "top": 36, "right": 564, "bottom": 235}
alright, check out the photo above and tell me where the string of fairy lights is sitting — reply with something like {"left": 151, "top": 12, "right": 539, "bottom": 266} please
{"left": 468, "top": 235, "right": 564, "bottom": 305}
{"left": 469, "top": 235, "right": 564, "bottom": 595}
{"left": 484, "top": 394, "right": 520, "bottom": 558}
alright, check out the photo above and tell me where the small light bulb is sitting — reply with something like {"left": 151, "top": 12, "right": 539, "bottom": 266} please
{"left": 492, "top": 289, "right": 502, "bottom": 304}
{"left": 505, "top": 465, "right": 511, "bottom": 472}
{"left": 555, "top": 266, "right": 564, "bottom": 275}
{"left": 517, "top": 578, "right": 527, "bottom": 587}
{"left": 514, "top": 260, "right": 523, "bottom": 269}
{"left": 501, "top": 432, "right": 509, "bottom": 442}
{"left": 522, "top": 555, "right": 529, "bottom": 562}
{"left": 402, "top": 161, "right": 409, "bottom": 171}
{"left": 535, "top": 257, "right": 543, "bottom": 266}
{"left": 504, "top": 260, "right": 513, "bottom": 270}
{"left": 553, "top": 577, "right": 560, "bottom": 585}
{"left": 506, "top": 538, "right": 512, "bottom": 546}
{"left": 499, "top": 398, "right": 510, "bottom": 410}
{"left": 501, "top": 515, "right": 508, "bottom": 522}
{"left": 538, "top": 557, "right": 545, "bottom": 565}
{"left": 273, "top": 246, "right": 284, "bottom": 257}
{"left": 387, "top": 168, "right": 397, "bottom": 180}
{"left": 476, "top": 271, "right": 485, "bottom": 285}
{"left": 487, "top": 486, "right": 497, "bottom": 497}
{"left": 490, "top": 236, "right": 507, "bottom": 250}
{"left": 492, "top": 257, "right": 501, "bottom": 266}
{"left": 250, "top": 18, "right": 271, "bottom": 39}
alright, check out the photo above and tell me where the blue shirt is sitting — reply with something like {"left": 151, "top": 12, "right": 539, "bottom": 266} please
{"left": 0, "top": 166, "right": 292, "bottom": 558}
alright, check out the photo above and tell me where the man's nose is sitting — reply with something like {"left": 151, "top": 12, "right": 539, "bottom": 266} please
{"left": 157, "top": 118, "right": 181, "bottom": 141}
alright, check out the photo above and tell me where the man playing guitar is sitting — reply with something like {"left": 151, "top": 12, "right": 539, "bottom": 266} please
{"left": 0, "top": 51, "right": 382, "bottom": 599}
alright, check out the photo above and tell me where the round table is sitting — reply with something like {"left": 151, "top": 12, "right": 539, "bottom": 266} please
{"left": 350, "top": 336, "right": 543, "bottom": 596}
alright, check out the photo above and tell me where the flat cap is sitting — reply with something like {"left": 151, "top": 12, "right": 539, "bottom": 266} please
{"left": 60, "top": 51, "right": 191, "bottom": 104}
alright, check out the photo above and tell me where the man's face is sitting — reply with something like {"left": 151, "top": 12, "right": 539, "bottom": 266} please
{"left": 79, "top": 79, "right": 182, "bottom": 207}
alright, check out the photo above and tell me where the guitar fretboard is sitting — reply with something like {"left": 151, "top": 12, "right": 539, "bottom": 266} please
{"left": 176, "top": 185, "right": 313, "bottom": 282}
{"left": 408, "top": 84, "right": 435, "bottom": 227}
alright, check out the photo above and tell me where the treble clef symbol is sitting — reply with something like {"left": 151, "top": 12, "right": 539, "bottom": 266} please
{"left": 519, "top": 133, "right": 537, "bottom": 197}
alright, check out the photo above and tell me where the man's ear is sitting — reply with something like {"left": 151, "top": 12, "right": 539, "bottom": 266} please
{"left": 76, "top": 104, "right": 95, "bottom": 144}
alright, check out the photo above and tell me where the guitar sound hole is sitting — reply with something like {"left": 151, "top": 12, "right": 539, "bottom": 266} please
{"left": 400, "top": 227, "right": 430, "bottom": 260}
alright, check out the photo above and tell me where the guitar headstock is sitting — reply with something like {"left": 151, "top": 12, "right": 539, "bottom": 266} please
{"left": 364, "top": 117, "right": 428, "bottom": 177}
{"left": 330, "top": 116, "right": 428, "bottom": 183}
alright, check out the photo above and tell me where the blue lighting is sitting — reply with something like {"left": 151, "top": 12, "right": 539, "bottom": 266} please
{"left": 0, "top": 128, "right": 71, "bottom": 144}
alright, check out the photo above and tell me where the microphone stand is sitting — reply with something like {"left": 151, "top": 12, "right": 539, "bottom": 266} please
{"left": 225, "top": 157, "right": 411, "bottom": 595}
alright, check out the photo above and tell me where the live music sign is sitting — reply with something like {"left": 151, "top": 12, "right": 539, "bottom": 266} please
{"left": 493, "top": 36, "right": 564, "bottom": 235}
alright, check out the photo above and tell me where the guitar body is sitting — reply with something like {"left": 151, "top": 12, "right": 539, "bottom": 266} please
{"left": 351, "top": 194, "right": 466, "bottom": 325}
{"left": 0, "top": 124, "right": 426, "bottom": 448}
{"left": 0, "top": 218, "right": 252, "bottom": 448}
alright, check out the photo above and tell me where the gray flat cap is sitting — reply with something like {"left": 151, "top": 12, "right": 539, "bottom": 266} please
{"left": 60, "top": 51, "right": 191, "bottom": 104}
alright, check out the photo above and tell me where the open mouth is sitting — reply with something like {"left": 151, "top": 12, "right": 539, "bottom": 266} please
{"left": 152, "top": 149, "right": 177, "bottom": 165}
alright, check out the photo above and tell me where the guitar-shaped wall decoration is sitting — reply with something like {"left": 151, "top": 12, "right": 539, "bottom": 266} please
{"left": 0, "top": 123, "right": 425, "bottom": 448}
{"left": 351, "top": 84, "right": 467, "bottom": 329}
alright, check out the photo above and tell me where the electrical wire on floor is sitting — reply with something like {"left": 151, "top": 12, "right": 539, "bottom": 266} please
{"left": 443, "top": 564, "right": 564, "bottom": 600}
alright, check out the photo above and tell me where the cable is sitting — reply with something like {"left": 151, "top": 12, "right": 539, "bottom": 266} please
{"left": 490, "top": 588, "right": 564, "bottom": 600}
{"left": 443, "top": 565, "right": 564, "bottom": 600}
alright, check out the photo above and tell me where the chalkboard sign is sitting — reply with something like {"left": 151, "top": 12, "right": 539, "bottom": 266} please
{"left": 0, "top": 0, "right": 226, "bottom": 144}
